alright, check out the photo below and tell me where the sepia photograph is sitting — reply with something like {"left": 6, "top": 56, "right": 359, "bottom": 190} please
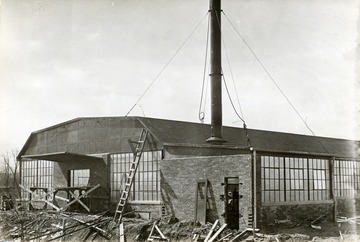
{"left": 0, "top": 0, "right": 359, "bottom": 241}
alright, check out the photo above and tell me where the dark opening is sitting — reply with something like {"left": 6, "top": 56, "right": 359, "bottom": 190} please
{"left": 224, "top": 177, "right": 239, "bottom": 230}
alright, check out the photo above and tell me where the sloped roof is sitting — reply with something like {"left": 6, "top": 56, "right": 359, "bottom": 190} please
{"left": 138, "top": 117, "right": 359, "bottom": 158}
{"left": 18, "top": 116, "right": 359, "bottom": 160}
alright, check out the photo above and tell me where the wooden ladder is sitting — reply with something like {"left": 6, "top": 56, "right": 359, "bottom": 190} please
{"left": 113, "top": 129, "right": 148, "bottom": 224}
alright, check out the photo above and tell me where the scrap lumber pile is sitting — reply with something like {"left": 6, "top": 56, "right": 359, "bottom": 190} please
{"left": 123, "top": 216, "right": 199, "bottom": 241}
{"left": 0, "top": 210, "right": 114, "bottom": 241}
{"left": 122, "top": 216, "right": 235, "bottom": 242}
{"left": 336, "top": 216, "right": 360, "bottom": 225}
{"left": 191, "top": 220, "right": 259, "bottom": 242}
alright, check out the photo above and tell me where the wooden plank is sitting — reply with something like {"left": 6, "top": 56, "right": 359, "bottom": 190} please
{"left": 58, "top": 212, "right": 110, "bottom": 239}
{"left": 119, "top": 223, "right": 125, "bottom": 242}
{"left": 147, "top": 222, "right": 156, "bottom": 241}
{"left": 55, "top": 195, "right": 69, "bottom": 202}
{"left": 219, "top": 233, "right": 232, "bottom": 241}
{"left": 229, "top": 230, "right": 247, "bottom": 242}
{"left": 155, "top": 225, "right": 167, "bottom": 239}
{"left": 204, "top": 220, "right": 219, "bottom": 242}
{"left": 208, "top": 224, "right": 227, "bottom": 242}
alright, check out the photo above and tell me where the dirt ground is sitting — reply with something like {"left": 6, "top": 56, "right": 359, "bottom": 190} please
{"left": 0, "top": 211, "right": 359, "bottom": 242}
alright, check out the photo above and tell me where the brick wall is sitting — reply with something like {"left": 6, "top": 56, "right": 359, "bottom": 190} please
{"left": 160, "top": 154, "right": 252, "bottom": 229}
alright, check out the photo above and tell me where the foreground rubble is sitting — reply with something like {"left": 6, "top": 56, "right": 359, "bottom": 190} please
{"left": 0, "top": 210, "right": 359, "bottom": 242}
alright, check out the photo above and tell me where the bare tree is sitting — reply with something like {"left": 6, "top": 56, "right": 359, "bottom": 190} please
{"left": 1, "top": 150, "right": 20, "bottom": 198}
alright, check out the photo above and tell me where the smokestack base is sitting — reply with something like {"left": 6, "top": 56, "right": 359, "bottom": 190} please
{"left": 206, "top": 136, "right": 226, "bottom": 144}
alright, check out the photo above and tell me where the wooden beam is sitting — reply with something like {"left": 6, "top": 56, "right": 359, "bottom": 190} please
{"left": 60, "top": 184, "right": 100, "bottom": 211}
{"left": 58, "top": 212, "right": 110, "bottom": 239}
{"left": 204, "top": 220, "right": 219, "bottom": 242}
{"left": 68, "top": 190, "right": 90, "bottom": 212}
{"left": 208, "top": 224, "right": 227, "bottom": 242}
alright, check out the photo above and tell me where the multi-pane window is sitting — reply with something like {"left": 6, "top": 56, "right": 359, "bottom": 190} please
{"left": 286, "top": 157, "right": 307, "bottom": 202}
{"left": 261, "top": 156, "right": 284, "bottom": 203}
{"left": 261, "top": 156, "right": 330, "bottom": 203}
{"left": 308, "top": 159, "right": 329, "bottom": 200}
{"left": 110, "top": 150, "right": 161, "bottom": 202}
{"left": 21, "top": 160, "right": 54, "bottom": 200}
{"left": 334, "top": 160, "right": 360, "bottom": 197}
{"left": 70, "top": 169, "right": 90, "bottom": 187}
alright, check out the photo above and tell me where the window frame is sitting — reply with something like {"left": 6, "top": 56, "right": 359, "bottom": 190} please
{"left": 261, "top": 155, "right": 331, "bottom": 204}
{"left": 110, "top": 150, "right": 161, "bottom": 203}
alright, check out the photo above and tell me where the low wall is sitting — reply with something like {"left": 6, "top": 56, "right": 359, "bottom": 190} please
{"left": 260, "top": 202, "right": 334, "bottom": 229}
{"left": 336, "top": 198, "right": 360, "bottom": 217}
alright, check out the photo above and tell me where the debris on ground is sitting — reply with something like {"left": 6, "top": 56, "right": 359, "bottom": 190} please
{"left": 0, "top": 210, "right": 114, "bottom": 241}
{"left": 1, "top": 210, "right": 359, "bottom": 242}
{"left": 336, "top": 216, "right": 360, "bottom": 225}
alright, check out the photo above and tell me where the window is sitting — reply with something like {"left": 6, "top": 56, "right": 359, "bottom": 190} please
{"left": 261, "top": 156, "right": 284, "bottom": 203}
{"left": 70, "top": 169, "right": 90, "bottom": 187}
{"left": 261, "top": 156, "right": 330, "bottom": 203}
{"left": 286, "top": 157, "right": 308, "bottom": 202}
{"left": 110, "top": 150, "right": 161, "bottom": 202}
{"left": 334, "top": 160, "right": 360, "bottom": 198}
{"left": 21, "top": 160, "right": 54, "bottom": 200}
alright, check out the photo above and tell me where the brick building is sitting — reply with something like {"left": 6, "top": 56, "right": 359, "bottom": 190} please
{"left": 17, "top": 116, "right": 360, "bottom": 229}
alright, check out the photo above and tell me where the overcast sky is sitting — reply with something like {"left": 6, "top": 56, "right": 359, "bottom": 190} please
{"left": 0, "top": 0, "right": 359, "bottom": 155}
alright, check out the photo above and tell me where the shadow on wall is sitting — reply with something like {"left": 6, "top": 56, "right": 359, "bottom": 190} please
{"left": 206, "top": 181, "right": 220, "bottom": 223}
{"left": 160, "top": 171, "right": 177, "bottom": 216}
{"left": 146, "top": 134, "right": 160, "bottom": 151}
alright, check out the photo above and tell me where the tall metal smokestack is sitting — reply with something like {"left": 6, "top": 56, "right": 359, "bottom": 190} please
{"left": 206, "top": 0, "right": 226, "bottom": 143}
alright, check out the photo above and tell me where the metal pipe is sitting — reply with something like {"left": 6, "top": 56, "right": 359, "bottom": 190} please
{"left": 206, "top": 0, "right": 226, "bottom": 143}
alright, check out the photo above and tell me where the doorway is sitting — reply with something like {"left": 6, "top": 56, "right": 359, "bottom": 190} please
{"left": 224, "top": 177, "right": 239, "bottom": 230}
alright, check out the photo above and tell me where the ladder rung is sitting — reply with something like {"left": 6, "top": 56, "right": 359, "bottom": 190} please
{"left": 113, "top": 129, "right": 147, "bottom": 224}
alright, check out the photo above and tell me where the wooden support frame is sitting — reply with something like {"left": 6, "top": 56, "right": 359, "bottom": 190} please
{"left": 68, "top": 190, "right": 90, "bottom": 212}
{"left": 147, "top": 221, "right": 168, "bottom": 241}
{"left": 19, "top": 184, "right": 60, "bottom": 211}
{"left": 60, "top": 184, "right": 100, "bottom": 212}
{"left": 19, "top": 184, "right": 101, "bottom": 212}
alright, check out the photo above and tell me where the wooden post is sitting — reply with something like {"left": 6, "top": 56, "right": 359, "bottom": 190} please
{"left": 119, "top": 223, "right": 125, "bottom": 242}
